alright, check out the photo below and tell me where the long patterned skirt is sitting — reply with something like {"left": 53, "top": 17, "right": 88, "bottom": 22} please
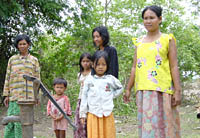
{"left": 74, "top": 99, "right": 87, "bottom": 138}
{"left": 87, "top": 112, "right": 116, "bottom": 138}
{"left": 4, "top": 101, "right": 22, "bottom": 138}
{"left": 136, "top": 90, "right": 181, "bottom": 138}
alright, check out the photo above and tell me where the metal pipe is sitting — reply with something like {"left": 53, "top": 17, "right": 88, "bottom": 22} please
{"left": 1, "top": 116, "right": 21, "bottom": 125}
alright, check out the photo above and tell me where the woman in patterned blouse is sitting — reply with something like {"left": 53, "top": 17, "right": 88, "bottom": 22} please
{"left": 3, "top": 34, "right": 40, "bottom": 138}
{"left": 124, "top": 5, "right": 181, "bottom": 138}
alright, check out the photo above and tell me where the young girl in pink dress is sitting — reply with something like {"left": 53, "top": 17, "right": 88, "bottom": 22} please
{"left": 74, "top": 53, "right": 92, "bottom": 138}
{"left": 47, "top": 78, "right": 72, "bottom": 138}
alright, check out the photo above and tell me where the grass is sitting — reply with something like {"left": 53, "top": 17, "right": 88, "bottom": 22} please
{"left": 1, "top": 104, "right": 200, "bottom": 138}
{"left": 179, "top": 105, "right": 200, "bottom": 138}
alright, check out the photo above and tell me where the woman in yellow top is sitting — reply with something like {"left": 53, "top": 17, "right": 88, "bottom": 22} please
{"left": 124, "top": 5, "right": 181, "bottom": 138}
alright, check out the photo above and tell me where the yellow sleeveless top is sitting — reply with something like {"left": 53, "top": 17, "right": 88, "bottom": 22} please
{"left": 133, "top": 34, "right": 176, "bottom": 94}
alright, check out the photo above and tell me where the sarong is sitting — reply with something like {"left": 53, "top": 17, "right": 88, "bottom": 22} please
{"left": 4, "top": 101, "right": 22, "bottom": 138}
{"left": 74, "top": 99, "right": 87, "bottom": 138}
{"left": 136, "top": 90, "right": 181, "bottom": 138}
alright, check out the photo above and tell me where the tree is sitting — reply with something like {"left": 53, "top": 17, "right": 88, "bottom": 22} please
{"left": 0, "top": 0, "right": 71, "bottom": 100}
{"left": 1, "top": 0, "right": 200, "bottom": 115}
{"left": 33, "top": 0, "right": 200, "bottom": 115}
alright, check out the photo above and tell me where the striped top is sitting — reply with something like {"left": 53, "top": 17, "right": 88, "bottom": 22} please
{"left": 3, "top": 54, "right": 40, "bottom": 101}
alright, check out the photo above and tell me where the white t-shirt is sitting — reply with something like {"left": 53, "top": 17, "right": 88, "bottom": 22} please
{"left": 79, "top": 75, "right": 123, "bottom": 118}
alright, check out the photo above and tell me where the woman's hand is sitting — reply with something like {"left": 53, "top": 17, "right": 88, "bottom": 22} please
{"left": 80, "top": 118, "right": 86, "bottom": 125}
{"left": 172, "top": 90, "right": 181, "bottom": 107}
{"left": 123, "top": 50, "right": 137, "bottom": 104}
{"left": 123, "top": 90, "right": 131, "bottom": 104}
{"left": 4, "top": 97, "right": 9, "bottom": 107}
{"left": 35, "top": 99, "right": 40, "bottom": 106}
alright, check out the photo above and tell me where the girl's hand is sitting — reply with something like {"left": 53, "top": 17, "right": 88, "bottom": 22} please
{"left": 123, "top": 90, "right": 131, "bottom": 104}
{"left": 4, "top": 97, "right": 9, "bottom": 107}
{"left": 55, "top": 115, "right": 64, "bottom": 121}
{"left": 80, "top": 118, "right": 86, "bottom": 125}
{"left": 50, "top": 114, "right": 56, "bottom": 120}
{"left": 172, "top": 90, "right": 181, "bottom": 107}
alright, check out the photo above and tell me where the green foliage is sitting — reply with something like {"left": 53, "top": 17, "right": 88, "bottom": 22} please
{"left": 176, "top": 25, "right": 200, "bottom": 81}
{"left": 0, "top": 0, "right": 71, "bottom": 101}
{"left": 190, "top": 0, "right": 200, "bottom": 17}
{"left": 34, "top": 33, "right": 95, "bottom": 111}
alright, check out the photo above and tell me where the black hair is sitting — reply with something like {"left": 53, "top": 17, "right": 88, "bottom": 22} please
{"left": 14, "top": 34, "right": 31, "bottom": 49}
{"left": 142, "top": 5, "right": 163, "bottom": 19}
{"left": 79, "top": 52, "right": 92, "bottom": 73}
{"left": 92, "top": 51, "right": 110, "bottom": 75}
{"left": 92, "top": 26, "right": 110, "bottom": 47}
{"left": 53, "top": 78, "right": 67, "bottom": 88}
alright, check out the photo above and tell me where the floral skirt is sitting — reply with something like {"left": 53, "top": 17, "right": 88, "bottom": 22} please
{"left": 4, "top": 101, "right": 22, "bottom": 138}
{"left": 136, "top": 90, "right": 181, "bottom": 138}
{"left": 74, "top": 99, "right": 87, "bottom": 138}
{"left": 87, "top": 112, "right": 116, "bottom": 138}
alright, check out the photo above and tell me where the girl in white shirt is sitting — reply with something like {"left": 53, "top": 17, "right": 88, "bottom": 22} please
{"left": 80, "top": 51, "right": 123, "bottom": 138}
{"left": 74, "top": 53, "right": 92, "bottom": 138}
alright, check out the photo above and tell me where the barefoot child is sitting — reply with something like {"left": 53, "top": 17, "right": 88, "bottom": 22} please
{"left": 47, "top": 78, "right": 72, "bottom": 138}
{"left": 80, "top": 51, "right": 123, "bottom": 138}
{"left": 74, "top": 53, "right": 92, "bottom": 138}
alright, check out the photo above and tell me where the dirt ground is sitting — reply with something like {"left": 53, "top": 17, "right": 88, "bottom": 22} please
{"left": 1, "top": 104, "right": 200, "bottom": 138}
